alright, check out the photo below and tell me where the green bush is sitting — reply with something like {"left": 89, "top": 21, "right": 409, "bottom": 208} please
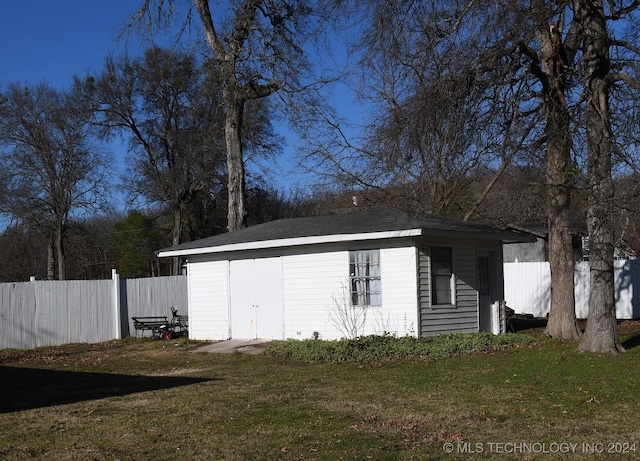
{"left": 263, "top": 332, "right": 538, "bottom": 364}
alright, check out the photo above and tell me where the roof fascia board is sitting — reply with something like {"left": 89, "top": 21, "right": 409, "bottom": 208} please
{"left": 421, "top": 229, "right": 535, "bottom": 243}
{"left": 157, "top": 229, "right": 424, "bottom": 258}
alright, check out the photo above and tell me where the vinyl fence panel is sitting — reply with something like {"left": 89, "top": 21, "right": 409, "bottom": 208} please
{"left": 122, "top": 276, "right": 188, "bottom": 337}
{"left": 504, "top": 260, "right": 640, "bottom": 319}
{"left": 503, "top": 262, "right": 550, "bottom": 318}
{"left": 0, "top": 274, "right": 187, "bottom": 350}
{"left": 0, "top": 282, "right": 37, "bottom": 350}
{"left": 34, "top": 280, "right": 113, "bottom": 347}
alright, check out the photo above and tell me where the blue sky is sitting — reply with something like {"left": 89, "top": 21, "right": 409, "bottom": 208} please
{"left": 0, "top": 1, "right": 139, "bottom": 89}
{"left": 0, "top": 2, "right": 358, "bottom": 206}
{"left": 0, "top": 2, "right": 145, "bottom": 212}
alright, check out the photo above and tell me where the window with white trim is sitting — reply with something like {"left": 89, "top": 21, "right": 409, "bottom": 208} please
{"left": 349, "top": 249, "right": 381, "bottom": 306}
{"left": 431, "top": 246, "right": 455, "bottom": 305}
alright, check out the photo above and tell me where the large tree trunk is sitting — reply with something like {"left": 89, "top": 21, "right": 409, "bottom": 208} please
{"left": 47, "top": 235, "right": 55, "bottom": 281}
{"left": 579, "top": 100, "right": 621, "bottom": 352}
{"left": 225, "top": 97, "right": 246, "bottom": 232}
{"left": 577, "top": 0, "right": 623, "bottom": 354}
{"left": 55, "top": 225, "right": 65, "bottom": 281}
{"left": 545, "top": 103, "right": 580, "bottom": 339}
{"left": 195, "top": 0, "right": 278, "bottom": 233}
{"left": 172, "top": 207, "right": 183, "bottom": 275}
{"left": 530, "top": 6, "right": 581, "bottom": 339}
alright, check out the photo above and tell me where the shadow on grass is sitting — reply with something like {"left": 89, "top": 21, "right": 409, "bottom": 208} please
{"left": 507, "top": 316, "right": 548, "bottom": 333}
{"left": 0, "top": 366, "right": 216, "bottom": 413}
{"left": 622, "top": 334, "right": 640, "bottom": 350}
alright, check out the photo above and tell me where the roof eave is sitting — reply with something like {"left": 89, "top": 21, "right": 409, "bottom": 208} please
{"left": 157, "top": 228, "right": 424, "bottom": 258}
{"left": 421, "top": 229, "right": 536, "bottom": 244}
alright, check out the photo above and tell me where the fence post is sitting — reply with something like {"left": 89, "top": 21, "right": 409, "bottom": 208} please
{"left": 112, "top": 269, "right": 121, "bottom": 339}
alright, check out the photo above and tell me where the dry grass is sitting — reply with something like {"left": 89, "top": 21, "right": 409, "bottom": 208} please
{"left": 1, "top": 325, "right": 640, "bottom": 460}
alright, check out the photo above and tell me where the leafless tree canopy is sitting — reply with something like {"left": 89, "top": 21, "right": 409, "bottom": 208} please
{"left": 305, "top": 0, "right": 640, "bottom": 349}
{"left": 0, "top": 83, "right": 110, "bottom": 280}
{"left": 128, "top": 0, "right": 326, "bottom": 231}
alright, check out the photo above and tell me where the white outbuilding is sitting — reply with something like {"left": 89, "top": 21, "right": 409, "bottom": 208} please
{"left": 157, "top": 208, "right": 530, "bottom": 340}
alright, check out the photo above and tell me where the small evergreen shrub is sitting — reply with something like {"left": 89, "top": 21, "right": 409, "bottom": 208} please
{"left": 263, "top": 332, "right": 538, "bottom": 364}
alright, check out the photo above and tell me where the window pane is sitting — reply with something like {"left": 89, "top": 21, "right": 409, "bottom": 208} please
{"left": 432, "top": 261, "right": 452, "bottom": 275}
{"left": 478, "top": 256, "right": 490, "bottom": 295}
{"left": 431, "top": 246, "right": 453, "bottom": 305}
{"left": 433, "top": 275, "right": 451, "bottom": 304}
{"left": 349, "top": 250, "right": 381, "bottom": 307}
{"left": 431, "top": 246, "right": 452, "bottom": 261}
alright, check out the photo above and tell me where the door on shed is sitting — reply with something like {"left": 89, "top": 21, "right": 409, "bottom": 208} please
{"left": 477, "top": 250, "right": 497, "bottom": 332}
{"left": 230, "top": 257, "right": 283, "bottom": 339}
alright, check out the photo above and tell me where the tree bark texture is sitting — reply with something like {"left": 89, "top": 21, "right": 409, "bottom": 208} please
{"left": 47, "top": 235, "right": 55, "bottom": 281}
{"left": 530, "top": 5, "right": 581, "bottom": 339}
{"left": 172, "top": 207, "right": 184, "bottom": 275}
{"left": 56, "top": 225, "right": 66, "bottom": 281}
{"left": 225, "top": 98, "right": 247, "bottom": 232}
{"left": 576, "top": 0, "right": 624, "bottom": 354}
{"left": 544, "top": 100, "right": 580, "bottom": 339}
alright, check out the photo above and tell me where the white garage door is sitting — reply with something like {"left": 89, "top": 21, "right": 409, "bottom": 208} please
{"left": 229, "top": 257, "right": 283, "bottom": 339}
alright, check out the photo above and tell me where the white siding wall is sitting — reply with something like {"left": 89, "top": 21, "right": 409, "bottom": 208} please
{"left": 282, "top": 251, "right": 348, "bottom": 340}
{"left": 188, "top": 258, "right": 229, "bottom": 340}
{"left": 374, "top": 247, "right": 418, "bottom": 336}
{"left": 281, "top": 247, "right": 418, "bottom": 340}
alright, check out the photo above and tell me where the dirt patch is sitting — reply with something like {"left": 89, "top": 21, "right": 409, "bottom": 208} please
{"left": 236, "top": 342, "right": 272, "bottom": 354}
{"left": 617, "top": 320, "right": 640, "bottom": 335}
{"left": 147, "top": 367, "right": 208, "bottom": 377}
{"left": 508, "top": 316, "right": 640, "bottom": 336}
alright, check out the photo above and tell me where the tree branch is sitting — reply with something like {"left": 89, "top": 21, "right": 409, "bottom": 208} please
{"left": 611, "top": 38, "right": 640, "bottom": 55}
{"left": 610, "top": 72, "right": 640, "bottom": 89}
{"left": 607, "top": 0, "right": 640, "bottom": 19}
{"left": 194, "top": 0, "right": 227, "bottom": 61}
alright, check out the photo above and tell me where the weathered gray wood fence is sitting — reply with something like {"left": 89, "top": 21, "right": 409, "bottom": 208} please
{"left": 0, "top": 270, "right": 187, "bottom": 350}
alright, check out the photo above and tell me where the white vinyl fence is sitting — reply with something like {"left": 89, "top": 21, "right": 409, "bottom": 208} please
{"left": 0, "top": 270, "right": 187, "bottom": 350}
{"left": 504, "top": 260, "right": 640, "bottom": 319}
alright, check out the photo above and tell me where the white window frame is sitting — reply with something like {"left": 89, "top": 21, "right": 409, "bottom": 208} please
{"left": 349, "top": 249, "right": 382, "bottom": 307}
{"left": 430, "top": 245, "right": 456, "bottom": 307}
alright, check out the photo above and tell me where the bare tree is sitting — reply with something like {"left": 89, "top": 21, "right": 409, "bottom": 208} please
{"left": 321, "top": 0, "right": 584, "bottom": 338}
{"left": 327, "top": 278, "right": 367, "bottom": 339}
{"left": 303, "top": 1, "right": 540, "bottom": 219}
{"left": 0, "top": 224, "right": 48, "bottom": 282}
{"left": 0, "top": 83, "right": 110, "bottom": 280}
{"left": 519, "top": 1, "right": 584, "bottom": 339}
{"left": 130, "top": 0, "right": 320, "bottom": 231}
{"left": 79, "top": 47, "right": 228, "bottom": 273}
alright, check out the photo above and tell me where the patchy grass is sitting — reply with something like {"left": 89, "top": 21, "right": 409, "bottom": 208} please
{"left": 1, "top": 330, "right": 640, "bottom": 460}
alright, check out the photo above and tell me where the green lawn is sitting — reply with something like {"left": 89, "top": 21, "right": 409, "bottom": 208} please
{"left": 1, "top": 329, "right": 639, "bottom": 460}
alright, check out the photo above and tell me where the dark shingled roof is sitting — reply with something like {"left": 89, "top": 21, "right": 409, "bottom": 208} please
{"left": 159, "top": 208, "right": 529, "bottom": 255}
